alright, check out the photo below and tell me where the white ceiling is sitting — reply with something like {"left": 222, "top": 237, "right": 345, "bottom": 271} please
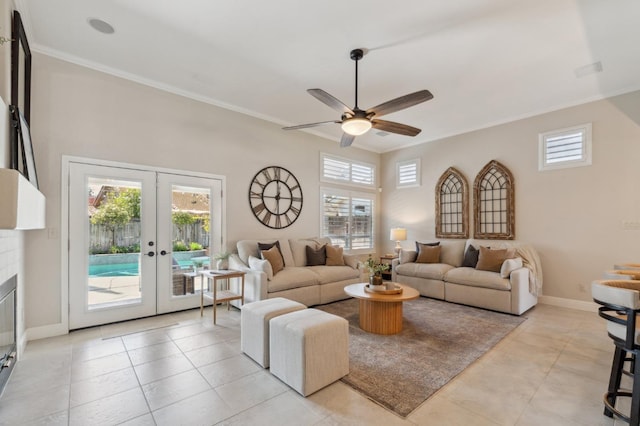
{"left": 16, "top": 0, "right": 640, "bottom": 153}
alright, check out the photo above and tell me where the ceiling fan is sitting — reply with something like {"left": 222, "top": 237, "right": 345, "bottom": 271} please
{"left": 283, "top": 48, "right": 434, "bottom": 147}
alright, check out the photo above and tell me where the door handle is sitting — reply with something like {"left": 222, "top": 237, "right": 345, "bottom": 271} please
{"left": 160, "top": 250, "right": 171, "bottom": 256}
{"left": 146, "top": 251, "right": 155, "bottom": 257}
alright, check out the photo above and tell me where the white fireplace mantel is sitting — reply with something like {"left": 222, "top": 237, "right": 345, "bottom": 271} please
{"left": 0, "top": 168, "right": 46, "bottom": 230}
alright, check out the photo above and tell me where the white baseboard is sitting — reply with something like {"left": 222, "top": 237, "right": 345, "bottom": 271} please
{"left": 538, "top": 295, "right": 598, "bottom": 312}
{"left": 25, "top": 322, "right": 68, "bottom": 342}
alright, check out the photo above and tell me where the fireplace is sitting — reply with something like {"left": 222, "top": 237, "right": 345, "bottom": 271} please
{"left": 0, "top": 275, "right": 17, "bottom": 396}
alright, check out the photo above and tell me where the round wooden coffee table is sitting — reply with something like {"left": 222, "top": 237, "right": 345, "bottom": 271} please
{"left": 344, "top": 283, "right": 419, "bottom": 335}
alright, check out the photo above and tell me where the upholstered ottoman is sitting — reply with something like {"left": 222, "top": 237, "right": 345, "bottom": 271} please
{"left": 241, "top": 297, "right": 306, "bottom": 368}
{"left": 269, "top": 308, "right": 349, "bottom": 396}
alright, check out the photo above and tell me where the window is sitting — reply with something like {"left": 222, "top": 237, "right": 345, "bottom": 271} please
{"left": 473, "top": 160, "right": 515, "bottom": 240}
{"left": 321, "top": 153, "right": 375, "bottom": 187}
{"left": 435, "top": 167, "right": 469, "bottom": 238}
{"left": 539, "top": 123, "right": 592, "bottom": 171}
{"left": 396, "top": 159, "right": 420, "bottom": 188}
{"left": 321, "top": 188, "right": 375, "bottom": 251}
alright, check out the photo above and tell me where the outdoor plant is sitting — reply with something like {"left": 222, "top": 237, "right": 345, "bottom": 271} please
{"left": 189, "top": 242, "right": 203, "bottom": 251}
{"left": 173, "top": 241, "right": 189, "bottom": 252}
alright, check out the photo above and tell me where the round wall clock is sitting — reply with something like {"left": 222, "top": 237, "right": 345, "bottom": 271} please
{"left": 249, "top": 166, "right": 303, "bottom": 229}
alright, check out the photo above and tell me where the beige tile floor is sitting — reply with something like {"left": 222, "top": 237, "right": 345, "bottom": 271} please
{"left": 0, "top": 302, "right": 629, "bottom": 425}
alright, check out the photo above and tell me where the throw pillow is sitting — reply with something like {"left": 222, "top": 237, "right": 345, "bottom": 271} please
{"left": 248, "top": 255, "right": 274, "bottom": 280}
{"left": 325, "top": 245, "right": 345, "bottom": 266}
{"left": 261, "top": 246, "right": 284, "bottom": 275}
{"left": 400, "top": 249, "right": 418, "bottom": 264}
{"left": 476, "top": 246, "right": 515, "bottom": 273}
{"left": 416, "top": 245, "right": 441, "bottom": 263}
{"left": 415, "top": 241, "right": 440, "bottom": 252}
{"left": 258, "top": 241, "right": 285, "bottom": 266}
{"left": 462, "top": 245, "right": 480, "bottom": 268}
{"left": 500, "top": 257, "right": 524, "bottom": 278}
{"left": 306, "top": 244, "right": 327, "bottom": 266}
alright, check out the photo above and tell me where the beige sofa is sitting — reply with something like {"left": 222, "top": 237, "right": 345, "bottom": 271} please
{"left": 229, "top": 237, "right": 361, "bottom": 306}
{"left": 392, "top": 239, "right": 542, "bottom": 315}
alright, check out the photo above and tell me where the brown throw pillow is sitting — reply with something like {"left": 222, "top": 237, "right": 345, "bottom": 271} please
{"left": 416, "top": 245, "right": 441, "bottom": 263}
{"left": 476, "top": 246, "right": 515, "bottom": 273}
{"left": 258, "top": 241, "right": 285, "bottom": 266}
{"left": 325, "top": 245, "right": 345, "bottom": 266}
{"left": 261, "top": 246, "right": 284, "bottom": 275}
{"left": 306, "top": 245, "right": 326, "bottom": 266}
{"left": 415, "top": 241, "right": 440, "bottom": 252}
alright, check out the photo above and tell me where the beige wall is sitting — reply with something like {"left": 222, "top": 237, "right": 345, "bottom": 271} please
{"left": 380, "top": 91, "right": 640, "bottom": 302}
{"left": 27, "top": 54, "right": 379, "bottom": 330}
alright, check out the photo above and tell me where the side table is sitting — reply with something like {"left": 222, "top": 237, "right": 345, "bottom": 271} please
{"left": 379, "top": 255, "right": 398, "bottom": 281}
{"left": 200, "top": 270, "right": 246, "bottom": 324}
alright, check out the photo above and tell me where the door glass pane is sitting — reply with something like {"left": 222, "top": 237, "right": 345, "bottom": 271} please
{"left": 170, "top": 185, "right": 211, "bottom": 297}
{"left": 87, "top": 177, "right": 142, "bottom": 309}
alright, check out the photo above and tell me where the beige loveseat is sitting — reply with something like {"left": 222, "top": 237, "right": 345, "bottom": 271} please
{"left": 229, "top": 237, "right": 361, "bottom": 306}
{"left": 392, "top": 239, "right": 542, "bottom": 315}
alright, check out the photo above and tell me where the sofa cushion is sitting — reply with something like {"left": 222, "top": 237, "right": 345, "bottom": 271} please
{"left": 308, "top": 265, "right": 359, "bottom": 284}
{"left": 267, "top": 267, "right": 320, "bottom": 292}
{"left": 325, "top": 245, "right": 345, "bottom": 266}
{"left": 290, "top": 238, "right": 320, "bottom": 267}
{"left": 306, "top": 245, "right": 326, "bottom": 266}
{"left": 416, "top": 245, "right": 441, "bottom": 263}
{"left": 395, "top": 262, "right": 454, "bottom": 280}
{"left": 261, "top": 246, "right": 284, "bottom": 275}
{"left": 439, "top": 240, "right": 467, "bottom": 267}
{"left": 400, "top": 249, "right": 417, "bottom": 264}
{"left": 445, "top": 267, "right": 511, "bottom": 291}
{"left": 237, "top": 239, "right": 295, "bottom": 267}
{"left": 476, "top": 246, "right": 515, "bottom": 273}
{"left": 462, "top": 245, "right": 479, "bottom": 268}
{"left": 249, "top": 255, "right": 273, "bottom": 280}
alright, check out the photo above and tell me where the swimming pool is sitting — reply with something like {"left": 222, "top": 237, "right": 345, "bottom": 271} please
{"left": 89, "top": 263, "right": 139, "bottom": 277}
{"left": 88, "top": 259, "right": 207, "bottom": 277}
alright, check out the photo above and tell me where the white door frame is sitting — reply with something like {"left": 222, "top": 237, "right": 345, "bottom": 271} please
{"left": 61, "top": 156, "right": 226, "bottom": 331}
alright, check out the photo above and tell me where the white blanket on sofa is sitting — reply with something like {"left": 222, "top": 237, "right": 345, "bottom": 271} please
{"left": 516, "top": 244, "right": 543, "bottom": 296}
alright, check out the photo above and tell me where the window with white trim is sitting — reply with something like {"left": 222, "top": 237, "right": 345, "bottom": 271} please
{"left": 320, "top": 187, "right": 375, "bottom": 251}
{"left": 539, "top": 123, "right": 592, "bottom": 171}
{"left": 321, "top": 153, "right": 375, "bottom": 187}
{"left": 396, "top": 159, "right": 420, "bottom": 188}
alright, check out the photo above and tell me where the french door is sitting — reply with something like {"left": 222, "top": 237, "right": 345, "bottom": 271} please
{"left": 68, "top": 162, "right": 222, "bottom": 329}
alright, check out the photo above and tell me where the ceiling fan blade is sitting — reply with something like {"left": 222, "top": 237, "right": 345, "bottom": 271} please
{"left": 283, "top": 120, "right": 340, "bottom": 131}
{"left": 308, "top": 89, "right": 354, "bottom": 114}
{"left": 372, "top": 119, "right": 422, "bottom": 137}
{"left": 340, "top": 133, "right": 356, "bottom": 147}
{"left": 366, "top": 90, "right": 433, "bottom": 117}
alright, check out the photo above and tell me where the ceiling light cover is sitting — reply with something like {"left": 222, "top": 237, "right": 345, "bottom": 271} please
{"left": 341, "top": 118, "right": 371, "bottom": 136}
{"left": 88, "top": 18, "right": 115, "bottom": 34}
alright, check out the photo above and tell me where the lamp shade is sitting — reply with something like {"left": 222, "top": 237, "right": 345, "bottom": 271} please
{"left": 390, "top": 227, "right": 407, "bottom": 241}
{"left": 341, "top": 117, "right": 372, "bottom": 136}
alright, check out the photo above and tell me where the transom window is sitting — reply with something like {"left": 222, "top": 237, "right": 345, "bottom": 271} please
{"left": 321, "top": 153, "right": 375, "bottom": 187}
{"left": 396, "top": 159, "right": 420, "bottom": 188}
{"left": 539, "top": 123, "right": 592, "bottom": 171}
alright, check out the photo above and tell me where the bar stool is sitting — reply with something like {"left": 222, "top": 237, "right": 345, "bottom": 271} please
{"left": 592, "top": 279, "right": 640, "bottom": 425}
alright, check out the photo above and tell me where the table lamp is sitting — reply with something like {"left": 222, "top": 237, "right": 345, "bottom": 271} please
{"left": 390, "top": 228, "right": 407, "bottom": 255}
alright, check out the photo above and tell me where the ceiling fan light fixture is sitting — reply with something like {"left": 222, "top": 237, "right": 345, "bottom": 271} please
{"left": 341, "top": 118, "right": 371, "bottom": 136}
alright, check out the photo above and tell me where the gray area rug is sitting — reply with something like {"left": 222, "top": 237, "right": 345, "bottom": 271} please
{"left": 316, "top": 297, "right": 526, "bottom": 417}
